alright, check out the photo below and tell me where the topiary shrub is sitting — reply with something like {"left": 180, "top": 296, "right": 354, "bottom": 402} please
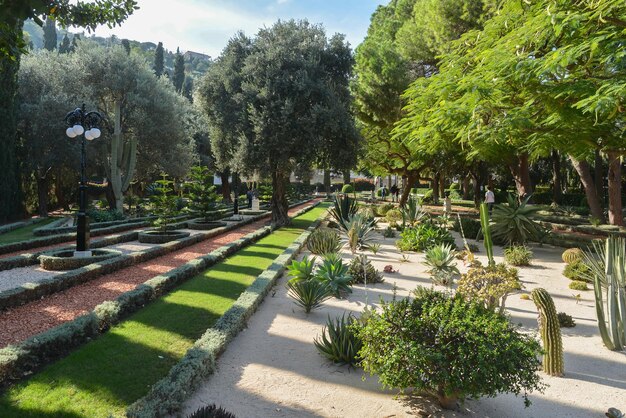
{"left": 348, "top": 254, "right": 384, "bottom": 284}
{"left": 314, "top": 313, "right": 362, "bottom": 365}
{"left": 568, "top": 280, "right": 589, "bottom": 291}
{"left": 341, "top": 184, "right": 355, "bottom": 194}
{"left": 396, "top": 222, "right": 455, "bottom": 252}
{"left": 307, "top": 228, "right": 341, "bottom": 255}
{"left": 557, "top": 312, "right": 576, "bottom": 328}
{"left": 385, "top": 209, "right": 402, "bottom": 225}
{"left": 458, "top": 262, "right": 521, "bottom": 314}
{"left": 353, "top": 287, "right": 544, "bottom": 409}
{"left": 563, "top": 259, "right": 591, "bottom": 282}
{"left": 504, "top": 245, "right": 533, "bottom": 266}
{"left": 187, "top": 404, "right": 236, "bottom": 418}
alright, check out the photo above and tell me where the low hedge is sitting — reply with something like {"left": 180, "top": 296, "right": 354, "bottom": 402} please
{"left": 39, "top": 249, "right": 123, "bottom": 271}
{"left": 0, "top": 230, "right": 139, "bottom": 272}
{"left": 0, "top": 200, "right": 318, "bottom": 392}
{"left": 126, "top": 204, "right": 322, "bottom": 417}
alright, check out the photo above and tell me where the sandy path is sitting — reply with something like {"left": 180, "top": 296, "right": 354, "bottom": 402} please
{"left": 181, "top": 226, "right": 626, "bottom": 418}
{"left": 0, "top": 203, "right": 313, "bottom": 348}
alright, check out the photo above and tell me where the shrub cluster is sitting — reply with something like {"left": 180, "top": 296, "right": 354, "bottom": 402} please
{"left": 568, "top": 280, "right": 589, "bottom": 291}
{"left": 385, "top": 209, "right": 402, "bottom": 225}
{"left": 375, "top": 203, "right": 395, "bottom": 217}
{"left": 504, "top": 245, "right": 533, "bottom": 266}
{"left": 458, "top": 263, "right": 521, "bottom": 314}
{"left": 563, "top": 260, "right": 591, "bottom": 282}
{"left": 348, "top": 255, "right": 384, "bottom": 284}
{"left": 353, "top": 287, "right": 544, "bottom": 409}
{"left": 396, "top": 221, "right": 455, "bottom": 252}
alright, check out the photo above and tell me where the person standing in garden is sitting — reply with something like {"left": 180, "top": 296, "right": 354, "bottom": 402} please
{"left": 485, "top": 186, "right": 495, "bottom": 214}
{"left": 380, "top": 184, "right": 387, "bottom": 201}
{"left": 390, "top": 184, "right": 399, "bottom": 202}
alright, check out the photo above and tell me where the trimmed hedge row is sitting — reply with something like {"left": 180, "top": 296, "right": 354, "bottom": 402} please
{"left": 0, "top": 230, "right": 140, "bottom": 272}
{"left": 126, "top": 202, "right": 322, "bottom": 418}
{"left": 0, "top": 226, "right": 272, "bottom": 389}
{"left": 0, "top": 200, "right": 317, "bottom": 391}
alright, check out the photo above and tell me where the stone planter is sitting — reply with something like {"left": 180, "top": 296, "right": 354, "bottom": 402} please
{"left": 186, "top": 219, "right": 227, "bottom": 231}
{"left": 39, "top": 249, "right": 123, "bottom": 271}
{"left": 239, "top": 209, "right": 266, "bottom": 216}
{"left": 138, "top": 230, "right": 190, "bottom": 244}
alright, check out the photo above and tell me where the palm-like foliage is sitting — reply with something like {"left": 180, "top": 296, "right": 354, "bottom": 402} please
{"left": 315, "top": 254, "right": 353, "bottom": 297}
{"left": 329, "top": 195, "right": 359, "bottom": 230}
{"left": 287, "top": 256, "right": 316, "bottom": 283}
{"left": 287, "top": 279, "right": 332, "bottom": 313}
{"left": 314, "top": 313, "right": 362, "bottom": 365}
{"left": 490, "top": 194, "right": 543, "bottom": 246}
{"left": 401, "top": 197, "right": 427, "bottom": 227}
{"left": 343, "top": 213, "right": 377, "bottom": 252}
{"left": 423, "top": 243, "right": 459, "bottom": 285}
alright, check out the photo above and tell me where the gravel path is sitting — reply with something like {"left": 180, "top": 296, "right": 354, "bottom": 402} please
{"left": 0, "top": 204, "right": 312, "bottom": 348}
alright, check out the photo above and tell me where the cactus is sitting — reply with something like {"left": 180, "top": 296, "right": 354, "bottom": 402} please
{"left": 109, "top": 100, "right": 137, "bottom": 213}
{"left": 479, "top": 203, "right": 494, "bottom": 267}
{"left": 531, "top": 288, "right": 564, "bottom": 376}
{"left": 562, "top": 248, "right": 583, "bottom": 265}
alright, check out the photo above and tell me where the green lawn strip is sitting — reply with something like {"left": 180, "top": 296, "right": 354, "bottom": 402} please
{"left": 0, "top": 204, "right": 328, "bottom": 418}
{"left": 0, "top": 219, "right": 56, "bottom": 245}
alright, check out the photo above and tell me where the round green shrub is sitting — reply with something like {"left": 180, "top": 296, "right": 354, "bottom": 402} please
{"left": 561, "top": 248, "right": 583, "bottom": 265}
{"left": 353, "top": 287, "right": 544, "bottom": 409}
{"left": 568, "top": 280, "right": 589, "bottom": 291}
{"left": 504, "top": 245, "right": 533, "bottom": 266}
{"left": 385, "top": 209, "right": 402, "bottom": 224}
{"left": 341, "top": 184, "right": 355, "bottom": 194}
{"left": 376, "top": 203, "right": 394, "bottom": 217}
{"left": 563, "top": 260, "right": 591, "bottom": 282}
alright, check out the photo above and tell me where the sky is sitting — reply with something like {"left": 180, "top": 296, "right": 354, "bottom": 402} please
{"left": 84, "top": 0, "right": 385, "bottom": 57}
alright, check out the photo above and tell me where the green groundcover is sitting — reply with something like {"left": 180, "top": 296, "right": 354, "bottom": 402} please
{"left": 0, "top": 204, "right": 328, "bottom": 417}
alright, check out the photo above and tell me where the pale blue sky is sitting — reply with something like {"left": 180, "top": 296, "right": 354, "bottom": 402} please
{"left": 87, "top": 0, "right": 385, "bottom": 57}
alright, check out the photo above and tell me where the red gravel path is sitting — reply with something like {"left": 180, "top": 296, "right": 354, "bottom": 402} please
{"left": 0, "top": 202, "right": 315, "bottom": 348}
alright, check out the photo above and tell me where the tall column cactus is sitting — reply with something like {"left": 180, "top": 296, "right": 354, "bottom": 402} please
{"left": 479, "top": 203, "right": 494, "bottom": 266}
{"left": 109, "top": 100, "right": 137, "bottom": 213}
{"left": 531, "top": 288, "right": 564, "bottom": 376}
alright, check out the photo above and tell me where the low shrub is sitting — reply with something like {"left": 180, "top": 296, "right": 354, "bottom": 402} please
{"left": 358, "top": 206, "right": 376, "bottom": 221}
{"left": 287, "top": 280, "right": 332, "bottom": 313}
{"left": 458, "top": 262, "right": 521, "bottom": 314}
{"left": 376, "top": 203, "right": 395, "bottom": 217}
{"left": 396, "top": 222, "right": 455, "bottom": 252}
{"left": 385, "top": 209, "right": 402, "bottom": 225}
{"left": 563, "top": 260, "right": 591, "bottom": 282}
{"left": 353, "top": 287, "right": 544, "bottom": 409}
{"left": 341, "top": 184, "right": 355, "bottom": 194}
{"left": 85, "top": 208, "right": 125, "bottom": 223}
{"left": 314, "top": 313, "right": 362, "bottom": 365}
{"left": 348, "top": 255, "right": 384, "bottom": 284}
{"left": 557, "top": 312, "right": 576, "bottom": 328}
{"left": 187, "top": 404, "right": 236, "bottom": 418}
{"left": 504, "top": 245, "right": 533, "bottom": 266}
{"left": 307, "top": 228, "right": 341, "bottom": 255}
{"left": 568, "top": 280, "right": 589, "bottom": 291}
{"left": 353, "top": 179, "right": 375, "bottom": 192}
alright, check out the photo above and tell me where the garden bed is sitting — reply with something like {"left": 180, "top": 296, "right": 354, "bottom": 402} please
{"left": 39, "top": 249, "right": 123, "bottom": 271}
{"left": 137, "top": 230, "right": 191, "bottom": 244}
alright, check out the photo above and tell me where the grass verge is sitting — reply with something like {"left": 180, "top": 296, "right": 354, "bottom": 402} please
{"left": 0, "top": 203, "right": 328, "bottom": 418}
{"left": 0, "top": 219, "right": 56, "bottom": 245}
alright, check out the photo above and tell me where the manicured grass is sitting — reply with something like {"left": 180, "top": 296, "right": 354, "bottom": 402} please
{"left": 0, "top": 218, "right": 56, "bottom": 245}
{"left": 0, "top": 203, "right": 328, "bottom": 418}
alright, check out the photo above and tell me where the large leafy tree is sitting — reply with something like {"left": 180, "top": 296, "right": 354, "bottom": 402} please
{"left": 0, "top": 0, "right": 137, "bottom": 222}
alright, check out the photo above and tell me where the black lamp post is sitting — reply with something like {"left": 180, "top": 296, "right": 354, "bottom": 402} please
{"left": 64, "top": 104, "right": 103, "bottom": 255}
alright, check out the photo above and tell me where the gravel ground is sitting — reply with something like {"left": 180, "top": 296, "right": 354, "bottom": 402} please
{"left": 0, "top": 203, "right": 312, "bottom": 348}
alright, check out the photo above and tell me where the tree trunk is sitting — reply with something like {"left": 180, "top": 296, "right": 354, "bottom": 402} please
{"left": 432, "top": 174, "right": 440, "bottom": 204}
{"left": 509, "top": 153, "right": 533, "bottom": 199}
{"left": 323, "top": 169, "right": 331, "bottom": 194}
{"left": 569, "top": 155, "right": 605, "bottom": 222}
{"left": 271, "top": 169, "right": 290, "bottom": 226}
{"left": 343, "top": 170, "right": 350, "bottom": 185}
{"left": 439, "top": 173, "right": 446, "bottom": 198}
{"left": 462, "top": 176, "right": 471, "bottom": 200}
{"left": 53, "top": 169, "right": 69, "bottom": 211}
{"left": 552, "top": 150, "right": 562, "bottom": 204}
{"left": 36, "top": 175, "right": 49, "bottom": 217}
{"left": 0, "top": 21, "right": 23, "bottom": 222}
{"left": 220, "top": 169, "right": 231, "bottom": 203}
{"left": 594, "top": 149, "right": 603, "bottom": 201}
{"left": 399, "top": 172, "right": 418, "bottom": 207}
{"left": 607, "top": 150, "right": 623, "bottom": 226}
{"left": 472, "top": 175, "right": 482, "bottom": 208}
{"left": 387, "top": 175, "right": 392, "bottom": 189}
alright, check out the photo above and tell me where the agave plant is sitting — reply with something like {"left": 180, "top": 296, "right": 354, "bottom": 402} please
{"left": 329, "top": 195, "right": 358, "bottom": 230}
{"left": 401, "top": 197, "right": 427, "bottom": 227}
{"left": 314, "top": 313, "right": 363, "bottom": 365}
{"left": 315, "top": 254, "right": 353, "bottom": 297}
{"left": 287, "top": 256, "right": 316, "bottom": 284}
{"left": 491, "top": 194, "right": 543, "bottom": 246}
{"left": 423, "top": 244, "right": 459, "bottom": 286}
{"left": 287, "top": 279, "right": 332, "bottom": 313}
{"left": 307, "top": 227, "right": 341, "bottom": 255}
{"left": 343, "top": 213, "right": 377, "bottom": 252}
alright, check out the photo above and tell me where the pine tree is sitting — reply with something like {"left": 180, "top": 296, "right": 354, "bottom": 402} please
{"left": 58, "top": 33, "right": 70, "bottom": 53}
{"left": 43, "top": 18, "right": 57, "bottom": 51}
{"left": 173, "top": 47, "right": 185, "bottom": 93}
{"left": 154, "top": 41, "right": 164, "bottom": 77}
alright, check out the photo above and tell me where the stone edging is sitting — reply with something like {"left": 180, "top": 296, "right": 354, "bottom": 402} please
{"left": 126, "top": 202, "right": 324, "bottom": 418}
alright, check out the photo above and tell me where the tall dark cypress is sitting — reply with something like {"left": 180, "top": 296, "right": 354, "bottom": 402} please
{"left": 154, "top": 41, "right": 164, "bottom": 77}
{"left": 43, "top": 18, "right": 57, "bottom": 51}
{"left": 173, "top": 47, "right": 185, "bottom": 93}
{"left": 59, "top": 33, "right": 71, "bottom": 53}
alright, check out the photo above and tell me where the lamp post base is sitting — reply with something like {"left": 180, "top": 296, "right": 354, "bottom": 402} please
{"left": 76, "top": 212, "right": 90, "bottom": 252}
